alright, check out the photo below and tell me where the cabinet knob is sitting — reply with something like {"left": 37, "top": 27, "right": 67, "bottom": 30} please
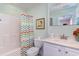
{"left": 65, "top": 51, "right": 68, "bottom": 54}
{"left": 58, "top": 49, "right": 61, "bottom": 52}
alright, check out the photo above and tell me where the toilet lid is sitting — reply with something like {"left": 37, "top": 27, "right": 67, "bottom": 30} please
{"left": 27, "top": 47, "right": 39, "bottom": 54}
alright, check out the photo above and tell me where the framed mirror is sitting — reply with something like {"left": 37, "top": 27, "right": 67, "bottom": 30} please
{"left": 49, "top": 3, "right": 78, "bottom": 26}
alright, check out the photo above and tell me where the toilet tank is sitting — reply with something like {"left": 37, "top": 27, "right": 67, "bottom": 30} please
{"left": 34, "top": 39, "right": 43, "bottom": 48}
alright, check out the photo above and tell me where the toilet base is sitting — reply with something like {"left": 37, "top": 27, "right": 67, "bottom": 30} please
{"left": 26, "top": 47, "right": 40, "bottom": 56}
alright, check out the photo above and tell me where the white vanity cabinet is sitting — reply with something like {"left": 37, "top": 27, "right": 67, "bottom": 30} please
{"left": 43, "top": 42, "right": 79, "bottom": 56}
{"left": 64, "top": 47, "right": 79, "bottom": 56}
{"left": 43, "top": 42, "right": 65, "bottom": 56}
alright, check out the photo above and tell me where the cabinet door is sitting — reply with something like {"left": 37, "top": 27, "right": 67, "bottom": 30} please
{"left": 43, "top": 42, "right": 64, "bottom": 56}
{"left": 43, "top": 42, "right": 79, "bottom": 56}
{"left": 64, "top": 47, "right": 79, "bottom": 56}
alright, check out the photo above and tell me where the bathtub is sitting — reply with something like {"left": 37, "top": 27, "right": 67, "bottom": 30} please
{"left": 0, "top": 47, "right": 21, "bottom": 56}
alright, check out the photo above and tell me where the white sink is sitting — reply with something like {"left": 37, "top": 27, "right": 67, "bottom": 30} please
{"left": 43, "top": 36, "right": 79, "bottom": 49}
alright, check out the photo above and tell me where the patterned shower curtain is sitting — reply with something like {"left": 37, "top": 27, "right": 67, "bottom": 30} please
{"left": 19, "top": 13, "right": 34, "bottom": 56}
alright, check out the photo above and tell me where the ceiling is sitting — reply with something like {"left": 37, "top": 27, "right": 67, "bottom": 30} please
{"left": 10, "top": 3, "right": 40, "bottom": 9}
{"left": 0, "top": 3, "right": 73, "bottom": 10}
{"left": 49, "top": 3, "right": 78, "bottom": 11}
{"left": 0, "top": 3, "right": 42, "bottom": 11}
{"left": 0, "top": 3, "right": 77, "bottom": 12}
{"left": 0, "top": 3, "right": 63, "bottom": 10}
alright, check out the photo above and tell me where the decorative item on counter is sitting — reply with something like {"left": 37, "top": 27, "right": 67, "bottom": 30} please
{"left": 73, "top": 28, "right": 79, "bottom": 41}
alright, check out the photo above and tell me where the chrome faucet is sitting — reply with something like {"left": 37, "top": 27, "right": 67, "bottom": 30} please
{"left": 60, "top": 34, "right": 68, "bottom": 40}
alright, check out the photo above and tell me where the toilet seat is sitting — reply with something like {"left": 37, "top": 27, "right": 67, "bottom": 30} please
{"left": 26, "top": 47, "right": 39, "bottom": 56}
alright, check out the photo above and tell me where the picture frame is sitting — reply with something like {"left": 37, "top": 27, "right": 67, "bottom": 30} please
{"left": 36, "top": 18, "right": 45, "bottom": 29}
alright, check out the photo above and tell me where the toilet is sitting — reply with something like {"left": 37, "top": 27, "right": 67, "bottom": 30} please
{"left": 26, "top": 39, "right": 43, "bottom": 56}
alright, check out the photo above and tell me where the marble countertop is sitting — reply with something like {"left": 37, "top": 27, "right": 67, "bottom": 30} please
{"left": 35, "top": 37, "right": 79, "bottom": 49}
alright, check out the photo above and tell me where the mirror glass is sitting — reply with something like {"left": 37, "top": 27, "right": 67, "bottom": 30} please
{"left": 49, "top": 3, "right": 78, "bottom": 26}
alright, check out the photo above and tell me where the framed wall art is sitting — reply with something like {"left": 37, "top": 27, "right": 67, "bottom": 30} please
{"left": 36, "top": 18, "right": 45, "bottom": 29}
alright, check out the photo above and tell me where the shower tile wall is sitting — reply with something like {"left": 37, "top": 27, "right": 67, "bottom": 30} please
{"left": 19, "top": 14, "right": 34, "bottom": 56}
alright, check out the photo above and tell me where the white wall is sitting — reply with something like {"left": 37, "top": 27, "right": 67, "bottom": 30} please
{"left": 0, "top": 4, "right": 25, "bottom": 55}
{"left": 26, "top": 3, "right": 48, "bottom": 38}
{"left": 0, "top": 13, "right": 20, "bottom": 55}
